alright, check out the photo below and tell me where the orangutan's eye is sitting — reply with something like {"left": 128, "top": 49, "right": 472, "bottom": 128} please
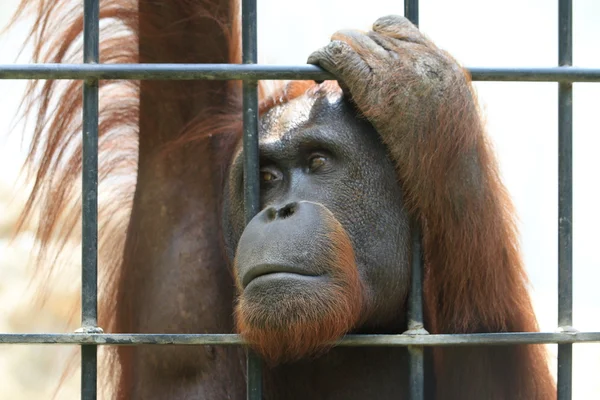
{"left": 308, "top": 155, "right": 327, "bottom": 172}
{"left": 260, "top": 169, "right": 279, "bottom": 183}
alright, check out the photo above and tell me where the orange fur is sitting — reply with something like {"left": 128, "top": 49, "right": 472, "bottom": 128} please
{"left": 9, "top": 0, "right": 247, "bottom": 397}
{"left": 9, "top": 1, "right": 139, "bottom": 396}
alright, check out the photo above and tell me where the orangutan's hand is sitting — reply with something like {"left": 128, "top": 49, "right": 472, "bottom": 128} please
{"left": 307, "top": 15, "right": 473, "bottom": 150}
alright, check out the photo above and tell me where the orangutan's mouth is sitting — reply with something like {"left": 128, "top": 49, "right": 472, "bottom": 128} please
{"left": 242, "top": 264, "right": 322, "bottom": 288}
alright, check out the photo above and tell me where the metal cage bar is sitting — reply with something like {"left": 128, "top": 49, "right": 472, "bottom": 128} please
{"left": 405, "top": 0, "right": 419, "bottom": 26}
{"left": 1, "top": 331, "right": 599, "bottom": 345}
{"left": 558, "top": 0, "right": 574, "bottom": 399}
{"left": 2, "top": 65, "right": 600, "bottom": 81}
{"left": 407, "top": 222, "right": 425, "bottom": 399}
{"left": 241, "top": 0, "right": 263, "bottom": 398}
{"left": 81, "top": 0, "right": 100, "bottom": 399}
{"left": 403, "top": 3, "right": 426, "bottom": 399}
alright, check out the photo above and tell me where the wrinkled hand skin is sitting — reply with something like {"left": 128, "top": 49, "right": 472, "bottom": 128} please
{"left": 308, "top": 15, "right": 482, "bottom": 215}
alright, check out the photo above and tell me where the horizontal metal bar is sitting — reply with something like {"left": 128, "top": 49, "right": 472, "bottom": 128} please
{"left": 0, "top": 64, "right": 599, "bottom": 82}
{"left": 1, "top": 332, "right": 599, "bottom": 346}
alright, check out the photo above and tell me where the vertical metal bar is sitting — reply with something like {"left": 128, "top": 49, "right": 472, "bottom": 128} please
{"left": 242, "top": 2, "right": 259, "bottom": 222}
{"left": 407, "top": 223, "right": 425, "bottom": 400}
{"left": 81, "top": 0, "right": 99, "bottom": 399}
{"left": 557, "top": 0, "right": 573, "bottom": 399}
{"left": 405, "top": 0, "right": 419, "bottom": 27}
{"left": 403, "top": 4, "right": 425, "bottom": 400}
{"left": 242, "top": 0, "right": 262, "bottom": 399}
{"left": 408, "top": 225, "right": 424, "bottom": 328}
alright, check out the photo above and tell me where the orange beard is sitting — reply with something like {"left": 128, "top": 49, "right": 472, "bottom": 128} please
{"left": 234, "top": 217, "right": 364, "bottom": 364}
